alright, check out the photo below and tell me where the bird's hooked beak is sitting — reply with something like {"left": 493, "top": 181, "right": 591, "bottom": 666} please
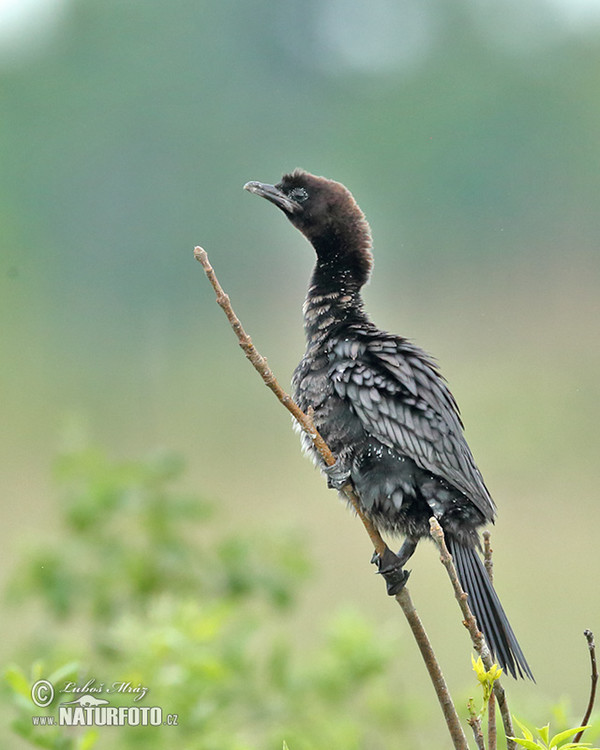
{"left": 243, "top": 181, "right": 303, "bottom": 214}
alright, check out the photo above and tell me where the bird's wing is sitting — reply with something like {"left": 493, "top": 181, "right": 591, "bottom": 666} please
{"left": 329, "top": 335, "right": 495, "bottom": 518}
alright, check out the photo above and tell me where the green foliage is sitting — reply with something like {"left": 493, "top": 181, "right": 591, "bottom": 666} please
{"left": 467, "top": 646, "right": 600, "bottom": 750}
{"left": 4, "top": 447, "right": 418, "bottom": 750}
{"left": 470, "top": 654, "right": 503, "bottom": 717}
{"left": 5, "top": 446, "right": 599, "bottom": 750}
{"left": 510, "top": 719, "right": 600, "bottom": 750}
{"left": 7, "top": 447, "right": 309, "bottom": 624}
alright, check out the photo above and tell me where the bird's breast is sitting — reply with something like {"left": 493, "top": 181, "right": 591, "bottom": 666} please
{"left": 293, "top": 345, "right": 367, "bottom": 459}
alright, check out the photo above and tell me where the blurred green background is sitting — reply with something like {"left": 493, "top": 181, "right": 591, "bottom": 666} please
{"left": 1, "top": 0, "right": 599, "bottom": 747}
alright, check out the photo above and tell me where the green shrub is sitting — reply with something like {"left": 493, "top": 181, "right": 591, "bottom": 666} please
{"left": 4, "top": 447, "right": 418, "bottom": 750}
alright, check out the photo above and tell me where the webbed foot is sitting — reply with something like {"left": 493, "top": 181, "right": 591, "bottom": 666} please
{"left": 371, "top": 547, "right": 411, "bottom": 596}
{"left": 323, "top": 460, "right": 351, "bottom": 490}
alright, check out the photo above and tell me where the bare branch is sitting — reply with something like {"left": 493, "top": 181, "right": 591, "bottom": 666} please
{"left": 487, "top": 681, "right": 497, "bottom": 750}
{"left": 195, "top": 246, "right": 469, "bottom": 750}
{"left": 483, "top": 531, "right": 497, "bottom": 750}
{"left": 483, "top": 530, "right": 494, "bottom": 584}
{"left": 429, "top": 517, "right": 516, "bottom": 750}
{"left": 574, "top": 629, "right": 597, "bottom": 744}
{"left": 467, "top": 699, "right": 486, "bottom": 750}
{"left": 395, "top": 587, "right": 470, "bottom": 750}
{"left": 194, "top": 247, "right": 385, "bottom": 554}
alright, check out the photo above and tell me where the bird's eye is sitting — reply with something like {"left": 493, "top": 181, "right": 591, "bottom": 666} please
{"left": 289, "top": 187, "right": 309, "bottom": 203}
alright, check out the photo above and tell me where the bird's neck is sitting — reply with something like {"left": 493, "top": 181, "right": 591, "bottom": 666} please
{"left": 302, "top": 260, "right": 369, "bottom": 344}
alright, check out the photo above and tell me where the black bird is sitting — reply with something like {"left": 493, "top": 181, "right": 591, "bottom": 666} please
{"left": 244, "top": 169, "right": 533, "bottom": 680}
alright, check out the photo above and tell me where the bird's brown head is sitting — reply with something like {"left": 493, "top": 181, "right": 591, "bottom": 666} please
{"left": 244, "top": 169, "right": 373, "bottom": 286}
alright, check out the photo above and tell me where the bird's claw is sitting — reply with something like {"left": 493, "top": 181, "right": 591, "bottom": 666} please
{"left": 324, "top": 460, "right": 351, "bottom": 490}
{"left": 371, "top": 547, "right": 411, "bottom": 596}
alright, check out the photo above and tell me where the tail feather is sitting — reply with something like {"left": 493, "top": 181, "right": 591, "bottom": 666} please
{"left": 447, "top": 538, "right": 534, "bottom": 681}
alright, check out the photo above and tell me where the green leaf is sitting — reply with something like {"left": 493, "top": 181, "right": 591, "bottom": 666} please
{"left": 77, "top": 728, "right": 100, "bottom": 750}
{"left": 4, "top": 665, "right": 30, "bottom": 699}
{"left": 536, "top": 725, "right": 549, "bottom": 745}
{"left": 549, "top": 726, "right": 588, "bottom": 746}
{"left": 510, "top": 738, "right": 542, "bottom": 750}
{"left": 514, "top": 718, "right": 535, "bottom": 742}
{"left": 48, "top": 661, "right": 81, "bottom": 686}
{"left": 472, "top": 654, "right": 486, "bottom": 682}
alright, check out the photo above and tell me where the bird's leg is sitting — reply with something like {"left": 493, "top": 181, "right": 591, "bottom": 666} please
{"left": 371, "top": 537, "right": 418, "bottom": 596}
{"left": 396, "top": 536, "right": 418, "bottom": 567}
{"left": 323, "top": 460, "right": 351, "bottom": 490}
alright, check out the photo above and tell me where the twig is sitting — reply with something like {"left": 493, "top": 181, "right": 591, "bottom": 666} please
{"left": 574, "top": 629, "right": 597, "bottom": 744}
{"left": 487, "top": 677, "right": 497, "bottom": 750}
{"left": 395, "top": 587, "right": 469, "bottom": 750}
{"left": 194, "top": 248, "right": 384, "bottom": 553}
{"left": 483, "top": 532, "right": 497, "bottom": 750}
{"left": 467, "top": 699, "right": 486, "bottom": 750}
{"left": 483, "top": 531, "right": 494, "bottom": 585}
{"left": 195, "top": 246, "right": 469, "bottom": 750}
{"left": 430, "top": 518, "right": 516, "bottom": 750}
{"left": 429, "top": 518, "right": 489, "bottom": 660}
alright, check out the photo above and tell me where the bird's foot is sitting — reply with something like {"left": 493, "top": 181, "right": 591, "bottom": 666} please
{"left": 323, "top": 460, "right": 351, "bottom": 490}
{"left": 371, "top": 547, "right": 411, "bottom": 596}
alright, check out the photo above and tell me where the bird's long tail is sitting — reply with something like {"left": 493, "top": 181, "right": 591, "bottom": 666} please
{"left": 447, "top": 537, "right": 534, "bottom": 680}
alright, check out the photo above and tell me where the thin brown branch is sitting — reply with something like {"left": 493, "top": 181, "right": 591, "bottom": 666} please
{"left": 429, "top": 518, "right": 489, "bottom": 659}
{"left": 467, "top": 699, "right": 486, "bottom": 750}
{"left": 483, "top": 530, "right": 494, "bottom": 585}
{"left": 194, "top": 249, "right": 330, "bottom": 458}
{"left": 574, "top": 629, "right": 597, "bottom": 744}
{"left": 395, "top": 587, "right": 470, "bottom": 750}
{"left": 429, "top": 518, "right": 516, "bottom": 750}
{"left": 483, "top": 531, "right": 497, "bottom": 750}
{"left": 486, "top": 690, "right": 497, "bottom": 750}
{"left": 195, "top": 246, "right": 469, "bottom": 750}
{"left": 194, "top": 246, "right": 385, "bottom": 555}
{"left": 487, "top": 692, "right": 496, "bottom": 750}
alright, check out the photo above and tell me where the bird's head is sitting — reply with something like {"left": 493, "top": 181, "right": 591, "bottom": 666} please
{"left": 244, "top": 169, "right": 373, "bottom": 285}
